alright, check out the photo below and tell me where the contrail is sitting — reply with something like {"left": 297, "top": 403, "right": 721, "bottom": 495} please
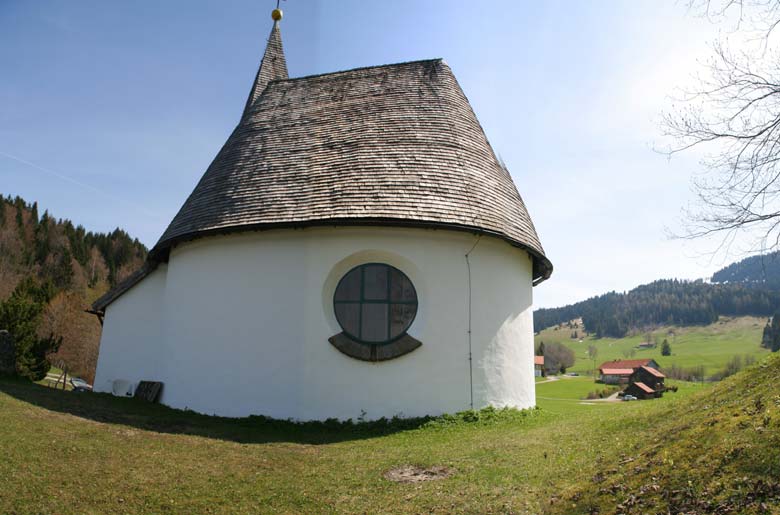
{"left": 0, "top": 150, "right": 164, "bottom": 220}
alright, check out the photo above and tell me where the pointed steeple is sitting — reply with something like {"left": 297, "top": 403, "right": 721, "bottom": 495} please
{"left": 242, "top": 14, "right": 288, "bottom": 118}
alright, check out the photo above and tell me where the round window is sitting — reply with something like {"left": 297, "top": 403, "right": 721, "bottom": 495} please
{"left": 333, "top": 263, "right": 418, "bottom": 344}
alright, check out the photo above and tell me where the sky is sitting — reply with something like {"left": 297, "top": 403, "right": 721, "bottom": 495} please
{"left": 0, "top": 1, "right": 747, "bottom": 308}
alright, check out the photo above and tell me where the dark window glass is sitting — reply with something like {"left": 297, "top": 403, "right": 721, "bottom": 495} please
{"left": 361, "top": 304, "right": 388, "bottom": 341}
{"left": 390, "top": 268, "right": 415, "bottom": 302}
{"left": 334, "top": 303, "right": 360, "bottom": 337}
{"left": 363, "top": 265, "right": 388, "bottom": 300}
{"left": 390, "top": 304, "right": 415, "bottom": 336}
{"left": 334, "top": 268, "right": 361, "bottom": 301}
{"left": 333, "top": 263, "right": 418, "bottom": 344}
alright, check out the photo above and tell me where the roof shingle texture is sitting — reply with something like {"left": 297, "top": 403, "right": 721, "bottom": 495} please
{"left": 153, "top": 58, "right": 551, "bottom": 281}
{"left": 242, "top": 22, "right": 288, "bottom": 117}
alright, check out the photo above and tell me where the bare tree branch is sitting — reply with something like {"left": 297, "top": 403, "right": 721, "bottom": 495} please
{"left": 663, "top": 4, "right": 780, "bottom": 253}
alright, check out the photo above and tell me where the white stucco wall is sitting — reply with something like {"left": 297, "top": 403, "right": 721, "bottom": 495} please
{"left": 94, "top": 227, "right": 536, "bottom": 420}
{"left": 94, "top": 263, "right": 167, "bottom": 395}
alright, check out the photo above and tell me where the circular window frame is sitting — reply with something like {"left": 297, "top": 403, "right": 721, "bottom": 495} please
{"left": 332, "top": 262, "right": 419, "bottom": 346}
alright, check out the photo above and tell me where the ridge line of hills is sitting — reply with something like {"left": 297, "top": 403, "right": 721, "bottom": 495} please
{"left": 535, "top": 252, "right": 780, "bottom": 338}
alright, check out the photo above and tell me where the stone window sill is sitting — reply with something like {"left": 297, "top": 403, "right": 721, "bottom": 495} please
{"left": 328, "top": 332, "right": 422, "bottom": 362}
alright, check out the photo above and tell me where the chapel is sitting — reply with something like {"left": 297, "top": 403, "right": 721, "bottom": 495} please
{"left": 92, "top": 9, "right": 552, "bottom": 420}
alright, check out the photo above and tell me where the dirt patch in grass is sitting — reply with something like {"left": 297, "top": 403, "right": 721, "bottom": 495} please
{"left": 383, "top": 465, "right": 454, "bottom": 483}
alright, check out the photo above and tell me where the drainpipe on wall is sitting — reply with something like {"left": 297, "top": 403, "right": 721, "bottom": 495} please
{"left": 464, "top": 235, "right": 482, "bottom": 410}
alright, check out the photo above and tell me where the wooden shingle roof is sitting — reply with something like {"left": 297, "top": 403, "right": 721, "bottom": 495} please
{"left": 152, "top": 51, "right": 551, "bottom": 281}
{"left": 93, "top": 21, "right": 551, "bottom": 313}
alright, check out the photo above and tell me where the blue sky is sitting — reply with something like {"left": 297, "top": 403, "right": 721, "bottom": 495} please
{"left": 1, "top": 1, "right": 735, "bottom": 307}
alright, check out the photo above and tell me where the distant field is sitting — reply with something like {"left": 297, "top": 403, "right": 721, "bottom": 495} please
{"left": 535, "top": 376, "right": 707, "bottom": 414}
{"left": 535, "top": 315, "right": 770, "bottom": 376}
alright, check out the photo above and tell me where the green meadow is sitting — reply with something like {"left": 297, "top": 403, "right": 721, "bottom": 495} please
{"left": 3, "top": 352, "right": 780, "bottom": 514}
{"left": 535, "top": 315, "right": 770, "bottom": 376}
{"left": 0, "top": 366, "right": 738, "bottom": 515}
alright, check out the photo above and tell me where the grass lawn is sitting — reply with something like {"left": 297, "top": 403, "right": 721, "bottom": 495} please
{"left": 535, "top": 316, "right": 770, "bottom": 376}
{"left": 535, "top": 376, "right": 707, "bottom": 415}
{"left": 35, "top": 366, "right": 74, "bottom": 391}
{"left": 0, "top": 369, "right": 727, "bottom": 514}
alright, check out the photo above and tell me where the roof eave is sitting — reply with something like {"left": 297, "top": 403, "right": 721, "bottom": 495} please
{"left": 150, "top": 218, "right": 553, "bottom": 284}
{"left": 90, "top": 262, "right": 157, "bottom": 314}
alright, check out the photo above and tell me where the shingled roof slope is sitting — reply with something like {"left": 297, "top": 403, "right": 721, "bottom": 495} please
{"left": 152, "top": 57, "right": 552, "bottom": 281}
{"left": 242, "top": 21, "right": 287, "bottom": 118}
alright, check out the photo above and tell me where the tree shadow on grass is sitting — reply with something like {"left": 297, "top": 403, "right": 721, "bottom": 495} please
{"left": 0, "top": 377, "right": 436, "bottom": 445}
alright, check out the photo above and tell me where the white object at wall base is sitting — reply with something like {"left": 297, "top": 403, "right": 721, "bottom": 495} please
{"left": 111, "top": 379, "right": 134, "bottom": 397}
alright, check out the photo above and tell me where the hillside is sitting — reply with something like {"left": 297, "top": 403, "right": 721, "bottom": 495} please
{"left": 534, "top": 251, "right": 780, "bottom": 339}
{"left": 552, "top": 353, "right": 780, "bottom": 515}
{"left": 535, "top": 316, "right": 770, "bottom": 378}
{"left": 535, "top": 278, "right": 780, "bottom": 338}
{"left": 712, "top": 250, "right": 780, "bottom": 288}
{"left": 0, "top": 194, "right": 147, "bottom": 382}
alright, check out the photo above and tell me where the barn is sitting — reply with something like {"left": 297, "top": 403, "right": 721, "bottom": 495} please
{"left": 90, "top": 10, "right": 552, "bottom": 421}
{"left": 624, "top": 382, "right": 656, "bottom": 400}
{"left": 599, "top": 358, "right": 660, "bottom": 384}
{"left": 630, "top": 366, "right": 665, "bottom": 394}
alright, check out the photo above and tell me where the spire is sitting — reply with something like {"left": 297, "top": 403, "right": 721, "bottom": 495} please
{"left": 242, "top": 13, "right": 288, "bottom": 118}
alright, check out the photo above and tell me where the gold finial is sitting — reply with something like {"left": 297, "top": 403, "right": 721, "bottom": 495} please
{"left": 272, "top": 0, "right": 284, "bottom": 21}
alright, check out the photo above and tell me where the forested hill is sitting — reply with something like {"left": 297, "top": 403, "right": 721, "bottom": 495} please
{"left": 0, "top": 194, "right": 147, "bottom": 382}
{"left": 711, "top": 251, "right": 780, "bottom": 288}
{"left": 534, "top": 279, "right": 780, "bottom": 338}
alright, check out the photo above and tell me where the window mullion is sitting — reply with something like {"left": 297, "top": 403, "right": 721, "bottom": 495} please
{"left": 386, "top": 265, "right": 391, "bottom": 340}
{"left": 359, "top": 266, "right": 365, "bottom": 340}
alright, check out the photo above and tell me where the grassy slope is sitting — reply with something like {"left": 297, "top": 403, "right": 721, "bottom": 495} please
{"left": 552, "top": 353, "right": 780, "bottom": 515}
{"left": 0, "top": 355, "right": 778, "bottom": 514}
{"left": 535, "top": 316, "right": 769, "bottom": 376}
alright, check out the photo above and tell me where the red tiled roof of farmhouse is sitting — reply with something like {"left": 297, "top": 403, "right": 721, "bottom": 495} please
{"left": 534, "top": 356, "right": 545, "bottom": 366}
{"left": 633, "top": 382, "right": 655, "bottom": 394}
{"left": 600, "top": 368, "right": 634, "bottom": 376}
{"left": 91, "top": 15, "right": 552, "bottom": 314}
{"left": 599, "top": 359, "right": 654, "bottom": 370}
{"left": 640, "top": 366, "right": 665, "bottom": 378}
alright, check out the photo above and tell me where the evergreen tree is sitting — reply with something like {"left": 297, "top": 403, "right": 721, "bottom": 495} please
{"left": 762, "top": 313, "right": 780, "bottom": 353}
{"left": 0, "top": 278, "right": 61, "bottom": 380}
{"left": 661, "top": 339, "right": 671, "bottom": 356}
{"left": 49, "top": 247, "right": 74, "bottom": 289}
{"left": 34, "top": 211, "right": 51, "bottom": 265}
{"left": 15, "top": 201, "right": 23, "bottom": 229}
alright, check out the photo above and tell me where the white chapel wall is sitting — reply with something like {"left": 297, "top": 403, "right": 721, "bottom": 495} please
{"left": 95, "top": 227, "right": 535, "bottom": 420}
{"left": 94, "top": 263, "right": 168, "bottom": 396}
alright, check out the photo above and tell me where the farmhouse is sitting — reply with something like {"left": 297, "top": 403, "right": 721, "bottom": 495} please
{"left": 534, "top": 355, "right": 545, "bottom": 377}
{"left": 599, "top": 367, "right": 634, "bottom": 385}
{"left": 630, "top": 365, "right": 665, "bottom": 393}
{"left": 598, "top": 358, "right": 660, "bottom": 384}
{"left": 624, "top": 381, "right": 656, "bottom": 400}
{"left": 89, "top": 11, "right": 552, "bottom": 421}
